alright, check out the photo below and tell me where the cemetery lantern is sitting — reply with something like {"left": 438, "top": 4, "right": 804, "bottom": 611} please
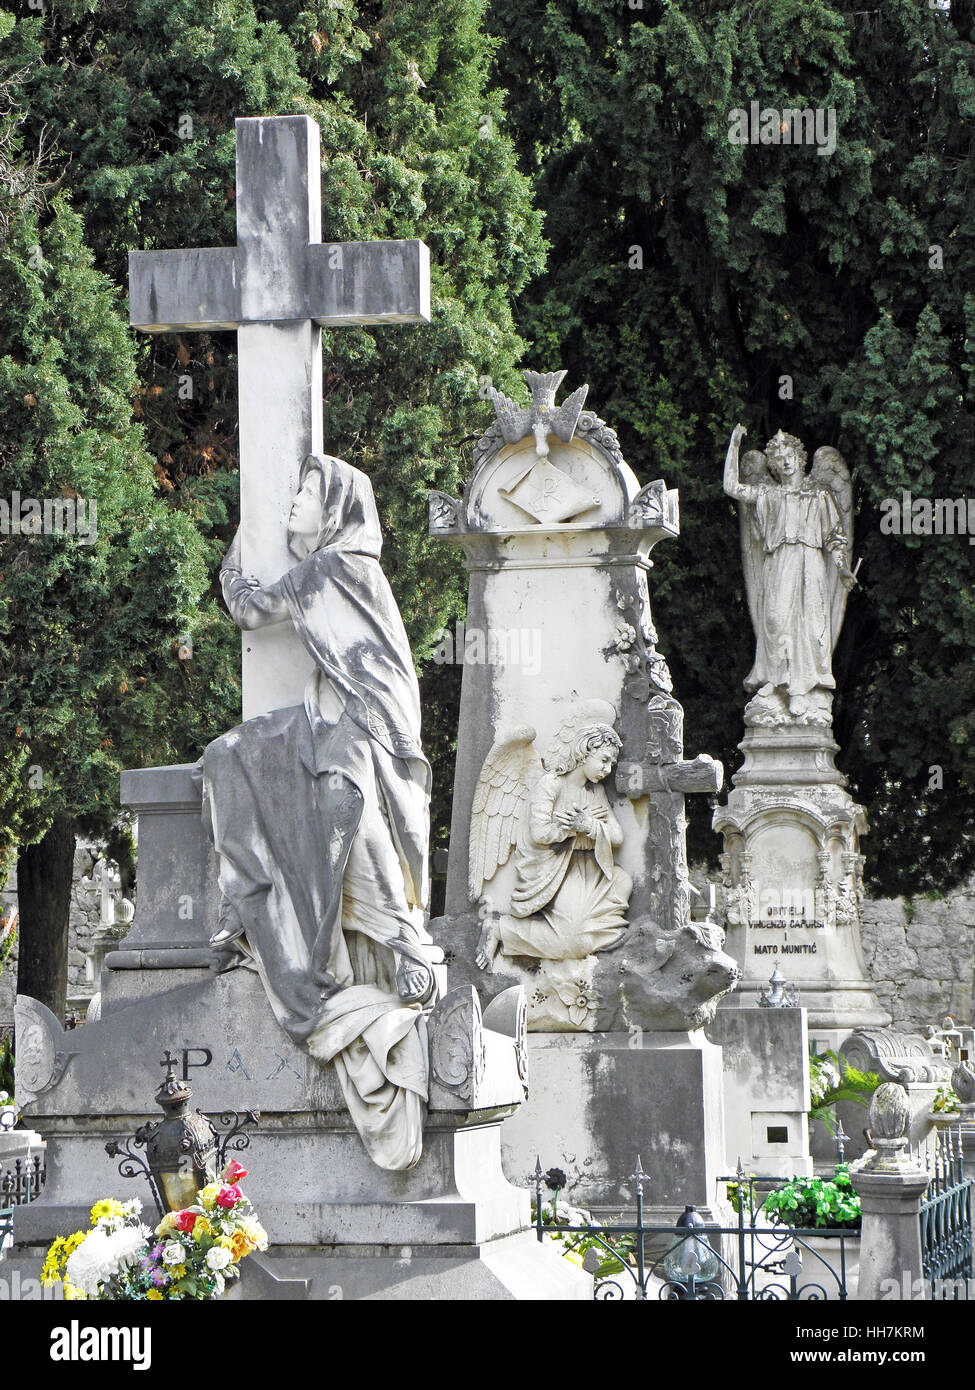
{"left": 106, "top": 1052, "right": 218, "bottom": 1217}
{"left": 661, "top": 1205, "right": 720, "bottom": 1295}
{"left": 144, "top": 1053, "right": 218, "bottom": 1213}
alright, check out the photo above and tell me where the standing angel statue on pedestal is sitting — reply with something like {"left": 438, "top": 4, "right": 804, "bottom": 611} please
{"left": 723, "top": 425, "right": 858, "bottom": 722}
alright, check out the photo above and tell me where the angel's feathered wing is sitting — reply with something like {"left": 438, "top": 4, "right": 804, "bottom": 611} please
{"left": 550, "top": 384, "right": 589, "bottom": 442}
{"left": 468, "top": 727, "right": 541, "bottom": 900}
{"left": 489, "top": 387, "right": 530, "bottom": 445}
{"left": 810, "top": 445, "right": 853, "bottom": 648}
{"left": 739, "top": 449, "right": 773, "bottom": 638}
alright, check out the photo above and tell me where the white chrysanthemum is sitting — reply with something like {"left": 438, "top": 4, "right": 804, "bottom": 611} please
{"left": 161, "top": 1240, "right": 186, "bottom": 1265}
{"left": 65, "top": 1226, "right": 146, "bottom": 1296}
{"left": 206, "top": 1245, "right": 232, "bottom": 1271}
{"left": 122, "top": 1198, "right": 143, "bottom": 1218}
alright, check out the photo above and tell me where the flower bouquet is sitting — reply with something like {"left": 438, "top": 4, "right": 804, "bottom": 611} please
{"left": 42, "top": 1160, "right": 268, "bottom": 1300}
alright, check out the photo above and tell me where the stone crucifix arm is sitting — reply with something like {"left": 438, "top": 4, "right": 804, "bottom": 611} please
{"left": 219, "top": 530, "right": 290, "bottom": 630}
{"left": 722, "top": 423, "right": 759, "bottom": 503}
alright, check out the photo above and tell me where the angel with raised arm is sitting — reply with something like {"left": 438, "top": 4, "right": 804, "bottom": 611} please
{"left": 723, "top": 425, "right": 858, "bottom": 719}
{"left": 471, "top": 700, "right": 632, "bottom": 973}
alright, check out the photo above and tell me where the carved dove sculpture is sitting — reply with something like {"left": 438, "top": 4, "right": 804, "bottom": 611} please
{"left": 489, "top": 369, "right": 589, "bottom": 463}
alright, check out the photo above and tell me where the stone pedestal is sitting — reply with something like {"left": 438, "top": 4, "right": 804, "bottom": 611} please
{"left": 10, "top": 768, "right": 591, "bottom": 1302}
{"left": 499, "top": 1031, "right": 730, "bottom": 1223}
{"left": 714, "top": 713, "right": 889, "bottom": 1032}
{"left": 854, "top": 1167, "right": 930, "bottom": 1300}
{"left": 706, "top": 1007, "right": 812, "bottom": 1177}
{"left": 851, "top": 1083, "right": 931, "bottom": 1301}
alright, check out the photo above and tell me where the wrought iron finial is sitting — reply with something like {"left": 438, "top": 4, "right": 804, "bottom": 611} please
{"left": 758, "top": 965, "right": 800, "bottom": 1008}
{"left": 835, "top": 1117, "right": 849, "bottom": 1163}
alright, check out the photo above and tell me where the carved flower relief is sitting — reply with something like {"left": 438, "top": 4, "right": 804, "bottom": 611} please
{"left": 554, "top": 981, "right": 599, "bottom": 1028}
{"left": 613, "top": 621, "right": 636, "bottom": 653}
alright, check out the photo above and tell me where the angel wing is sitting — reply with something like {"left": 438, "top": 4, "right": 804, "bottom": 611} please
{"left": 468, "top": 726, "right": 541, "bottom": 900}
{"left": 809, "top": 445, "right": 853, "bottom": 647}
{"left": 489, "top": 387, "right": 530, "bottom": 445}
{"left": 738, "top": 448, "right": 774, "bottom": 638}
{"left": 550, "top": 384, "right": 589, "bottom": 443}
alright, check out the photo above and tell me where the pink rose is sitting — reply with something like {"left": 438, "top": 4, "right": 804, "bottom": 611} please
{"left": 215, "top": 1185, "right": 242, "bottom": 1209}
{"left": 222, "top": 1160, "right": 248, "bottom": 1184}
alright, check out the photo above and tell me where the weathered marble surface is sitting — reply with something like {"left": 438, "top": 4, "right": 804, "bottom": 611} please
{"left": 128, "top": 115, "right": 430, "bottom": 720}
{"left": 200, "top": 454, "right": 442, "bottom": 1172}
{"left": 430, "top": 373, "right": 739, "bottom": 1034}
{"left": 706, "top": 1006, "right": 813, "bottom": 1177}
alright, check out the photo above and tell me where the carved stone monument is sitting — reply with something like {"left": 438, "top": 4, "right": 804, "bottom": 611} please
{"left": 429, "top": 372, "right": 740, "bottom": 1219}
{"left": 10, "top": 116, "right": 588, "bottom": 1301}
{"left": 713, "top": 425, "right": 889, "bottom": 1042}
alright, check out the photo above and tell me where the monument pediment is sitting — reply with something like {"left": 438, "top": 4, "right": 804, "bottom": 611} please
{"left": 430, "top": 380, "right": 679, "bottom": 542}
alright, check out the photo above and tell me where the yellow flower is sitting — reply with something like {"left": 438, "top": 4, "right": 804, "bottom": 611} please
{"left": 193, "top": 1215, "right": 213, "bottom": 1241}
{"left": 238, "top": 1218, "right": 268, "bottom": 1252}
{"left": 228, "top": 1230, "right": 252, "bottom": 1260}
{"left": 156, "top": 1212, "right": 179, "bottom": 1237}
{"left": 199, "top": 1184, "right": 221, "bottom": 1211}
{"left": 90, "top": 1198, "right": 124, "bottom": 1224}
{"left": 146, "top": 1289, "right": 162, "bottom": 1301}
{"left": 63, "top": 1231, "right": 88, "bottom": 1255}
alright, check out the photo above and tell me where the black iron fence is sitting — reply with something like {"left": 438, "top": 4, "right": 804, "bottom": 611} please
{"left": 920, "top": 1127, "right": 973, "bottom": 1300}
{"left": 0, "top": 1151, "right": 46, "bottom": 1253}
{"left": 532, "top": 1160, "right": 857, "bottom": 1301}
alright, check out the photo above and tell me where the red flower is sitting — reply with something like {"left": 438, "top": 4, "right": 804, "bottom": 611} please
{"left": 222, "top": 1160, "right": 248, "bottom": 1184}
{"left": 215, "top": 1185, "right": 242, "bottom": 1209}
{"left": 174, "top": 1210, "right": 196, "bottom": 1233}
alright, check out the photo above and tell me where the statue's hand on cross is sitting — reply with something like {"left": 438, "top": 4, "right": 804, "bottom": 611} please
{"left": 220, "top": 527, "right": 289, "bottom": 631}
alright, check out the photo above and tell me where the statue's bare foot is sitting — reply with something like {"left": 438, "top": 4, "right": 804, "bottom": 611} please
{"left": 788, "top": 694, "right": 809, "bottom": 718}
{"left": 756, "top": 683, "right": 776, "bottom": 697}
{"left": 396, "top": 957, "right": 435, "bottom": 1004}
{"left": 475, "top": 914, "right": 502, "bottom": 973}
{"left": 210, "top": 897, "right": 244, "bottom": 948}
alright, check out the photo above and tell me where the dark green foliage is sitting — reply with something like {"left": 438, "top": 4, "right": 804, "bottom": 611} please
{"left": 488, "top": 0, "right": 975, "bottom": 892}
{"left": 3, "top": 0, "right": 545, "bottom": 860}
{"left": 0, "top": 67, "right": 227, "bottom": 884}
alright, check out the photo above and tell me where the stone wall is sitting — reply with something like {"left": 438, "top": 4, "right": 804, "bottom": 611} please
{"left": 0, "top": 844, "right": 106, "bottom": 1027}
{"left": 859, "top": 887, "right": 975, "bottom": 1029}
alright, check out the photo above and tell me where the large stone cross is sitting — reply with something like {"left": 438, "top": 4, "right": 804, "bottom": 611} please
{"left": 129, "top": 115, "right": 430, "bottom": 718}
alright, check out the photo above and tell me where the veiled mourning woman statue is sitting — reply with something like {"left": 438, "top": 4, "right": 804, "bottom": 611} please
{"left": 198, "top": 453, "right": 442, "bottom": 1172}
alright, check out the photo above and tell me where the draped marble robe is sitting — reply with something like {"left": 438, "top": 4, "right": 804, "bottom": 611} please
{"left": 199, "top": 454, "right": 441, "bottom": 1171}
{"left": 743, "top": 484, "right": 846, "bottom": 698}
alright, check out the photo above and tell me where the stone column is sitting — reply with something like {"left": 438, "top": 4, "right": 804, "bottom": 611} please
{"left": 852, "top": 1083, "right": 930, "bottom": 1301}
